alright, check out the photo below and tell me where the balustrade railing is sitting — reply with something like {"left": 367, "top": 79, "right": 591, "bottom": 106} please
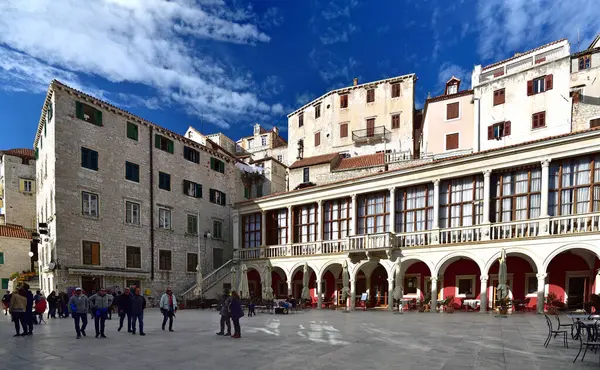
{"left": 397, "top": 230, "right": 430, "bottom": 247}
{"left": 439, "top": 224, "right": 483, "bottom": 244}
{"left": 490, "top": 220, "right": 539, "bottom": 240}
{"left": 549, "top": 212, "right": 600, "bottom": 235}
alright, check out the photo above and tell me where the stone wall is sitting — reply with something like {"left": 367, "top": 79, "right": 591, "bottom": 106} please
{"left": 570, "top": 61, "right": 600, "bottom": 132}
{"left": 0, "top": 236, "right": 31, "bottom": 287}
{"left": 1, "top": 154, "right": 36, "bottom": 229}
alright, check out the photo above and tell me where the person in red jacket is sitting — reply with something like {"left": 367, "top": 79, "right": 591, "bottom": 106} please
{"left": 34, "top": 295, "right": 47, "bottom": 324}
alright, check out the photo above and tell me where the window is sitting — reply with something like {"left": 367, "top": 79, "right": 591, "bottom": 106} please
{"left": 314, "top": 132, "right": 320, "bottom": 147}
{"left": 493, "top": 88, "right": 505, "bottom": 106}
{"left": 158, "top": 208, "right": 171, "bottom": 229}
{"left": 391, "top": 114, "right": 400, "bottom": 129}
{"left": 187, "top": 214, "right": 198, "bottom": 234}
{"left": 446, "top": 102, "right": 459, "bottom": 120}
{"left": 277, "top": 154, "right": 283, "bottom": 162}
{"left": 1, "top": 278, "right": 8, "bottom": 290}
{"left": 244, "top": 186, "right": 250, "bottom": 200}
{"left": 447, "top": 84, "right": 458, "bottom": 95}
{"left": 526, "top": 275, "right": 537, "bottom": 295}
{"left": 391, "top": 83, "right": 401, "bottom": 98}
{"left": 125, "top": 162, "right": 140, "bottom": 182}
{"left": 266, "top": 209, "right": 288, "bottom": 245}
{"left": 532, "top": 111, "right": 546, "bottom": 129}
{"left": 261, "top": 136, "right": 267, "bottom": 146}
{"left": 358, "top": 192, "right": 390, "bottom": 234}
{"left": 445, "top": 133, "right": 459, "bottom": 150}
{"left": 247, "top": 138, "right": 254, "bottom": 149}
{"left": 82, "top": 192, "right": 99, "bottom": 217}
{"left": 440, "top": 175, "right": 484, "bottom": 228}
{"left": 366, "top": 89, "right": 375, "bottom": 103}
{"left": 75, "top": 101, "right": 102, "bottom": 126}
{"left": 210, "top": 158, "right": 225, "bottom": 173}
{"left": 323, "top": 198, "right": 352, "bottom": 240}
{"left": 256, "top": 183, "right": 263, "bottom": 198}
{"left": 528, "top": 75, "right": 553, "bottom": 95}
{"left": 154, "top": 134, "right": 174, "bottom": 154}
{"left": 81, "top": 147, "right": 99, "bottom": 171}
{"left": 209, "top": 189, "right": 226, "bottom": 206}
{"left": 187, "top": 253, "right": 198, "bottom": 272}
{"left": 158, "top": 172, "right": 171, "bottom": 191}
{"left": 213, "top": 220, "right": 223, "bottom": 239}
{"left": 127, "top": 122, "right": 138, "bottom": 141}
{"left": 0, "top": 252, "right": 4, "bottom": 264}
{"left": 183, "top": 180, "right": 202, "bottom": 198}
{"left": 126, "top": 246, "right": 141, "bottom": 268}
{"left": 549, "top": 155, "right": 600, "bottom": 216}
{"left": 491, "top": 167, "right": 541, "bottom": 222}
{"left": 340, "top": 94, "right": 348, "bottom": 108}
{"left": 47, "top": 102, "right": 53, "bottom": 122}
{"left": 457, "top": 278, "right": 474, "bottom": 295}
{"left": 303, "top": 168, "right": 310, "bottom": 183}
{"left": 579, "top": 55, "right": 591, "bottom": 70}
{"left": 337, "top": 123, "right": 348, "bottom": 139}
{"left": 395, "top": 185, "right": 434, "bottom": 232}
{"left": 591, "top": 118, "right": 600, "bottom": 128}
{"left": 21, "top": 179, "right": 33, "bottom": 193}
{"left": 293, "top": 204, "right": 317, "bottom": 243}
{"left": 242, "top": 213, "right": 261, "bottom": 248}
{"left": 82, "top": 241, "right": 100, "bottom": 265}
{"left": 404, "top": 276, "right": 418, "bottom": 294}
{"left": 297, "top": 139, "right": 304, "bottom": 159}
{"left": 314, "top": 104, "right": 322, "bottom": 119}
{"left": 487, "top": 121, "right": 511, "bottom": 139}
{"left": 213, "top": 248, "right": 223, "bottom": 269}
{"left": 339, "top": 152, "right": 350, "bottom": 159}
{"left": 125, "top": 201, "right": 140, "bottom": 225}
{"left": 298, "top": 113, "right": 304, "bottom": 127}
{"left": 159, "top": 250, "right": 172, "bottom": 270}
{"left": 183, "top": 146, "right": 200, "bottom": 164}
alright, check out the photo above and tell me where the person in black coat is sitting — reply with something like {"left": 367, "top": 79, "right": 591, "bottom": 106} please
{"left": 115, "top": 290, "right": 132, "bottom": 332}
{"left": 23, "top": 284, "right": 34, "bottom": 334}
{"left": 47, "top": 291, "right": 58, "bottom": 319}
{"left": 130, "top": 288, "right": 146, "bottom": 336}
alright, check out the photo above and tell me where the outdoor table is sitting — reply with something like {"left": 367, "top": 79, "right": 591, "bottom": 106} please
{"left": 399, "top": 298, "right": 412, "bottom": 310}
{"left": 464, "top": 299, "right": 480, "bottom": 310}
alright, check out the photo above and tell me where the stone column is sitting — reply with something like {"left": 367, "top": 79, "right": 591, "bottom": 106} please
{"left": 482, "top": 170, "right": 492, "bottom": 241}
{"left": 388, "top": 187, "right": 396, "bottom": 234}
{"left": 261, "top": 211, "right": 267, "bottom": 246}
{"left": 287, "top": 206, "right": 293, "bottom": 244}
{"left": 351, "top": 194, "right": 358, "bottom": 236}
{"left": 365, "top": 275, "right": 371, "bottom": 301}
{"left": 537, "top": 273, "right": 547, "bottom": 314}
{"left": 232, "top": 212, "right": 240, "bottom": 256}
{"left": 287, "top": 280, "right": 293, "bottom": 298}
{"left": 316, "top": 279, "right": 323, "bottom": 310}
{"left": 388, "top": 278, "right": 395, "bottom": 311}
{"left": 539, "top": 159, "right": 551, "bottom": 236}
{"left": 350, "top": 279, "right": 356, "bottom": 310}
{"left": 432, "top": 179, "right": 440, "bottom": 229}
{"left": 430, "top": 277, "right": 438, "bottom": 313}
{"left": 595, "top": 270, "right": 600, "bottom": 295}
{"left": 317, "top": 200, "right": 323, "bottom": 241}
{"left": 480, "top": 275, "right": 488, "bottom": 313}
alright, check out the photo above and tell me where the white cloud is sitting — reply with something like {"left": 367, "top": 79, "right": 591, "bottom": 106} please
{"left": 437, "top": 62, "right": 471, "bottom": 90}
{"left": 271, "top": 103, "right": 285, "bottom": 115}
{"left": 0, "top": 0, "right": 279, "bottom": 130}
{"left": 320, "top": 24, "right": 357, "bottom": 45}
{"left": 296, "top": 92, "right": 313, "bottom": 106}
{"left": 321, "top": 0, "right": 358, "bottom": 20}
{"left": 476, "top": 0, "right": 600, "bottom": 61}
{"left": 309, "top": 49, "right": 358, "bottom": 83}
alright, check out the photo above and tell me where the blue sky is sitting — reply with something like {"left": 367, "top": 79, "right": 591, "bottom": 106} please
{"left": 0, "top": 0, "right": 598, "bottom": 150}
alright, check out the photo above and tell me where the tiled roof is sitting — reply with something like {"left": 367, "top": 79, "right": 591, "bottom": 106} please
{"left": 1, "top": 148, "right": 35, "bottom": 160}
{"left": 571, "top": 46, "right": 600, "bottom": 58}
{"left": 482, "top": 38, "right": 567, "bottom": 71}
{"left": 335, "top": 153, "right": 384, "bottom": 171}
{"left": 426, "top": 89, "right": 473, "bottom": 104}
{"left": 289, "top": 153, "right": 339, "bottom": 169}
{"left": 0, "top": 225, "right": 32, "bottom": 239}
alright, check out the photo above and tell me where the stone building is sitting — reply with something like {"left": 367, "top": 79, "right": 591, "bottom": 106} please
{"left": 570, "top": 34, "right": 600, "bottom": 131}
{"left": 0, "top": 225, "right": 33, "bottom": 290}
{"left": 0, "top": 149, "right": 36, "bottom": 229}
{"left": 33, "top": 80, "right": 242, "bottom": 299}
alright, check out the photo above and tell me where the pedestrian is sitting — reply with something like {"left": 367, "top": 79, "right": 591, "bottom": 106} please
{"left": 2, "top": 290, "right": 11, "bottom": 316}
{"left": 130, "top": 288, "right": 146, "bottom": 336}
{"left": 115, "top": 290, "right": 132, "bottom": 332}
{"left": 68, "top": 287, "right": 89, "bottom": 339}
{"left": 229, "top": 291, "right": 244, "bottom": 339}
{"left": 248, "top": 295, "right": 256, "bottom": 317}
{"left": 34, "top": 294, "right": 47, "bottom": 324}
{"left": 47, "top": 291, "right": 58, "bottom": 319}
{"left": 23, "top": 284, "right": 34, "bottom": 334}
{"left": 159, "top": 287, "right": 177, "bottom": 332}
{"left": 60, "top": 291, "right": 69, "bottom": 318}
{"left": 89, "top": 288, "right": 113, "bottom": 338}
{"left": 89, "top": 290, "right": 96, "bottom": 319}
{"left": 216, "top": 289, "right": 231, "bottom": 336}
{"left": 108, "top": 290, "right": 117, "bottom": 320}
{"left": 9, "top": 289, "right": 27, "bottom": 337}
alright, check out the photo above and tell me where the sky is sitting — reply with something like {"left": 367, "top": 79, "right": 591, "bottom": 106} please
{"left": 0, "top": 0, "right": 598, "bottom": 150}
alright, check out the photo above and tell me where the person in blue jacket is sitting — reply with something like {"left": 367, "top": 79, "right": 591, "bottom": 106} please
{"left": 229, "top": 291, "right": 244, "bottom": 339}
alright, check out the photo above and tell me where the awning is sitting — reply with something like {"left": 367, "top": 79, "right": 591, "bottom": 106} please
{"left": 68, "top": 268, "right": 150, "bottom": 279}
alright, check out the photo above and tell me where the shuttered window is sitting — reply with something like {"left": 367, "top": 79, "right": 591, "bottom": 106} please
{"left": 391, "top": 83, "right": 401, "bottom": 98}
{"left": 488, "top": 121, "right": 511, "bottom": 140}
{"left": 528, "top": 75, "right": 552, "bottom": 95}
{"left": 391, "top": 114, "right": 400, "bottom": 129}
{"left": 0, "top": 252, "right": 4, "bottom": 264}
{"left": 493, "top": 89, "right": 505, "bottom": 106}
{"left": 183, "top": 180, "right": 202, "bottom": 198}
{"left": 187, "top": 253, "right": 198, "bottom": 272}
{"left": 340, "top": 94, "right": 348, "bottom": 108}
{"left": 209, "top": 189, "right": 226, "bottom": 206}
{"left": 81, "top": 147, "right": 99, "bottom": 171}
{"left": 75, "top": 101, "right": 103, "bottom": 126}
{"left": 340, "top": 123, "right": 348, "bottom": 138}
{"left": 314, "top": 132, "right": 320, "bottom": 147}
{"left": 299, "top": 113, "right": 304, "bottom": 127}
{"left": 183, "top": 146, "right": 200, "bottom": 163}
{"left": 532, "top": 112, "right": 546, "bottom": 129}
{"left": 154, "top": 134, "right": 174, "bottom": 153}
{"left": 445, "top": 133, "right": 459, "bottom": 150}
{"left": 158, "top": 172, "right": 171, "bottom": 191}
{"left": 366, "top": 89, "right": 375, "bottom": 103}
{"left": 159, "top": 250, "right": 172, "bottom": 271}
{"left": 446, "top": 102, "right": 459, "bottom": 120}
{"left": 210, "top": 157, "right": 225, "bottom": 173}
{"left": 126, "top": 246, "right": 141, "bottom": 268}
{"left": 315, "top": 104, "right": 321, "bottom": 119}
{"left": 127, "top": 122, "right": 138, "bottom": 141}
{"left": 125, "top": 162, "right": 139, "bottom": 182}
{"left": 187, "top": 214, "right": 198, "bottom": 234}
{"left": 82, "top": 241, "right": 100, "bottom": 265}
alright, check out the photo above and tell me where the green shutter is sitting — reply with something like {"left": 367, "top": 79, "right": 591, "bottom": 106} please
{"left": 1, "top": 278, "right": 8, "bottom": 290}
{"left": 196, "top": 183, "right": 202, "bottom": 198}
{"left": 35, "top": 148, "right": 39, "bottom": 160}
{"left": 127, "top": 122, "right": 138, "bottom": 141}
{"left": 167, "top": 139, "right": 174, "bottom": 154}
{"left": 155, "top": 134, "right": 161, "bottom": 149}
{"left": 76, "top": 101, "right": 84, "bottom": 120}
{"left": 220, "top": 161, "right": 225, "bottom": 173}
{"left": 94, "top": 109, "right": 103, "bottom": 126}
{"left": 210, "top": 157, "right": 215, "bottom": 170}
{"left": 244, "top": 187, "right": 249, "bottom": 199}
{"left": 44, "top": 122, "right": 47, "bottom": 137}
{"left": 222, "top": 193, "right": 226, "bottom": 205}
{"left": 0, "top": 252, "right": 4, "bottom": 264}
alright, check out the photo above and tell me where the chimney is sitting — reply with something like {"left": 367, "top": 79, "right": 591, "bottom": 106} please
{"left": 272, "top": 126, "right": 279, "bottom": 134}
{"left": 353, "top": 78, "right": 358, "bottom": 86}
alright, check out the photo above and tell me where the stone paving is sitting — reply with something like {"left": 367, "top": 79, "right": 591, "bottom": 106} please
{"left": 0, "top": 309, "right": 597, "bottom": 369}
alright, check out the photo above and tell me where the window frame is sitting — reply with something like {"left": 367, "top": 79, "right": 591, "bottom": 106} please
{"left": 446, "top": 102, "right": 460, "bottom": 120}
{"left": 293, "top": 204, "right": 318, "bottom": 243}
{"left": 23, "top": 180, "right": 33, "bottom": 193}
{"left": 391, "top": 83, "right": 401, "bottom": 98}
{"left": 75, "top": 101, "right": 102, "bottom": 126}
{"left": 126, "top": 246, "right": 141, "bottom": 269}
{"left": 315, "top": 104, "right": 321, "bottom": 119}
{"left": 158, "top": 250, "right": 172, "bottom": 271}
{"left": 391, "top": 114, "right": 400, "bottom": 129}
{"left": 187, "top": 214, "right": 198, "bottom": 234}
{"left": 158, "top": 172, "right": 171, "bottom": 191}
{"left": 125, "top": 161, "right": 140, "bottom": 182}
{"left": 579, "top": 55, "right": 591, "bottom": 70}
{"left": 82, "top": 241, "right": 101, "bottom": 266}
{"left": 548, "top": 154, "right": 600, "bottom": 217}
{"left": 266, "top": 209, "right": 288, "bottom": 246}
{"left": 125, "top": 201, "right": 140, "bottom": 225}
{"left": 533, "top": 77, "right": 545, "bottom": 94}
{"left": 81, "top": 147, "right": 99, "bottom": 171}
{"left": 440, "top": 175, "right": 484, "bottom": 228}
{"left": 213, "top": 220, "right": 223, "bottom": 240}
{"left": 314, "top": 131, "right": 321, "bottom": 147}
{"left": 127, "top": 122, "right": 138, "bottom": 141}
{"left": 82, "top": 191, "right": 99, "bottom": 218}
{"left": 445, "top": 133, "right": 459, "bottom": 151}
{"left": 154, "top": 134, "right": 174, "bottom": 154}
{"left": 183, "top": 146, "right": 200, "bottom": 164}
{"left": 187, "top": 253, "right": 198, "bottom": 273}
{"left": 532, "top": 111, "right": 546, "bottom": 129}
{"left": 340, "top": 123, "right": 349, "bottom": 138}
{"left": 158, "top": 207, "right": 172, "bottom": 229}
{"left": 366, "top": 89, "right": 375, "bottom": 103}
{"left": 357, "top": 192, "right": 390, "bottom": 235}
{"left": 210, "top": 158, "right": 225, "bottom": 174}
{"left": 395, "top": 184, "right": 434, "bottom": 232}
{"left": 493, "top": 88, "right": 505, "bottom": 106}
{"left": 323, "top": 198, "right": 352, "bottom": 241}
{"left": 209, "top": 189, "right": 226, "bottom": 206}
{"left": 298, "top": 112, "right": 304, "bottom": 127}
{"left": 242, "top": 213, "right": 262, "bottom": 248}
{"left": 491, "top": 167, "right": 542, "bottom": 222}
{"left": 183, "top": 180, "right": 202, "bottom": 198}
{"left": 303, "top": 167, "right": 310, "bottom": 183}
{"left": 340, "top": 94, "right": 348, "bottom": 109}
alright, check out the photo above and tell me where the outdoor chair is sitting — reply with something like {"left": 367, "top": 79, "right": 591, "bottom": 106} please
{"left": 544, "top": 314, "right": 568, "bottom": 348}
{"left": 515, "top": 298, "right": 531, "bottom": 312}
{"left": 556, "top": 314, "right": 574, "bottom": 333}
{"left": 573, "top": 321, "right": 600, "bottom": 363}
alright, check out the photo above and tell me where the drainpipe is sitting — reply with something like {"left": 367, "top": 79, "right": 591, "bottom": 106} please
{"left": 472, "top": 97, "right": 481, "bottom": 152}
{"left": 149, "top": 126, "right": 155, "bottom": 280}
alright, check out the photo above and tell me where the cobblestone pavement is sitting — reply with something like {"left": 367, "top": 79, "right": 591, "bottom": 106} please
{"left": 0, "top": 309, "right": 597, "bottom": 369}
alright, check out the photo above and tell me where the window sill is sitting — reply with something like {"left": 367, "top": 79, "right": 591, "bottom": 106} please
{"left": 156, "top": 228, "right": 173, "bottom": 232}
{"left": 125, "top": 222, "right": 143, "bottom": 228}
{"left": 125, "top": 179, "right": 140, "bottom": 185}
{"left": 444, "top": 117, "right": 461, "bottom": 123}
{"left": 531, "top": 125, "right": 547, "bottom": 131}
{"left": 81, "top": 214, "right": 100, "bottom": 221}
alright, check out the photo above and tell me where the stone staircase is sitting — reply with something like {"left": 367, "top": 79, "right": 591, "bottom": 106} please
{"left": 181, "top": 259, "right": 234, "bottom": 301}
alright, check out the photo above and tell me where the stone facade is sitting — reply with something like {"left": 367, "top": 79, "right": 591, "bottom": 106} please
{"left": 0, "top": 233, "right": 31, "bottom": 290}
{"left": 0, "top": 151, "right": 36, "bottom": 229}
{"left": 570, "top": 47, "right": 600, "bottom": 131}
{"left": 34, "top": 81, "right": 242, "bottom": 299}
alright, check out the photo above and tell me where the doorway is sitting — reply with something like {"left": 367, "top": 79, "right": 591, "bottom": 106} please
{"left": 81, "top": 276, "right": 103, "bottom": 295}
{"left": 567, "top": 277, "right": 587, "bottom": 310}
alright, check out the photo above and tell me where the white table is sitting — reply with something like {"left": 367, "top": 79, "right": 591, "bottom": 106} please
{"left": 463, "top": 299, "right": 480, "bottom": 309}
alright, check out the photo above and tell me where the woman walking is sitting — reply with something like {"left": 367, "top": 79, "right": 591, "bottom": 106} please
{"left": 9, "top": 289, "right": 28, "bottom": 337}
{"left": 159, "top": 288, "right": 177, "bottom": 332}
{"left": 229, "top": 291, "right": 244, "bottom": 339}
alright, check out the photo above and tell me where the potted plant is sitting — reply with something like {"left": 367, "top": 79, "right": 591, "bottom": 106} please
{"left": 498, "top": 296, "right": 511, "bottom": 315}
{"left": 445, "top": 296, "right": 455, "bottom": 313}
{"left": 546, "top": 292, "right": 558, "bottom": 315}
{"left": 417, "top": 298, "right": 426, "bottom": 312}
{"left": 424, "top": 292, "right": 432, "bottom": 312}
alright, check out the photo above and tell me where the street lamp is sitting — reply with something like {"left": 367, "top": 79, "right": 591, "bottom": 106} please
{"left": 28, "top": 251, "right": 34, "bottom": 257}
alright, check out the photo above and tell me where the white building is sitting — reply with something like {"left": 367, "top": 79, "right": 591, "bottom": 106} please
{"left": 0, "top": 225, "right": 33, "bottom": 291}
{"left": 570, "top": 34, "right": 600, "bottom": 131}
{"left": 0, "top": 149, "right": 36, "bottom": 229}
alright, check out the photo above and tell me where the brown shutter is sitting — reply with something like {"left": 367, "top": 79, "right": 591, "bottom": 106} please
{"left": 487, "top": 126, "right": 494, "bottom": 140}
{"left": 315, "top": 132, "right": 320, "bottom": 146}
{"left": 446, "top": 102, "right": 459, "bottom": 119}
{"left": 446, "top": 133, "right": 459, "bottom": 150}
{"left": 540, "top": 112, "right": 545, "bottom": 127}
{"left": 532, "top": 113, "right": 538, "bottom": 128}
{"left": 590, "top": 118, "right": 600, "bottom": 128}
{"left": 527, "top": 80, "right": 533, "bottom": 96}
{"left": 545, "top": 74, "right": 553, "bottom": 91}
{"left": 504, "top": 121, "right": 511, "bottom": 136}
{"left": 446, "top": 104, "right": 452, "bottom": 118}
{"left": 340, "top": 123, "right": 348, "bottom": 138}
{"left": 91, "top": 242, "right": 100, "bottom": 265}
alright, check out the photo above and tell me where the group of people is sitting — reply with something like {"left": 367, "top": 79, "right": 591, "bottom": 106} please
{"left": 216, "top": 289, "right": 244, "bottom": 338}
{"left": 2, "top": 284, "right": 36, "bottom": 336}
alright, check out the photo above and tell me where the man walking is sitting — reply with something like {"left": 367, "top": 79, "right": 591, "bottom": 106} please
{"left": 130, "top": 288, "right": 146, "bottom": 336}
{"left": 216, "top": 289, "right": 231, "bottom": 336}
{"left": 159, "top": 287, "right": 177, "bottom": 332}
{"left": 68, "top": 288, "right": 89, "bottom": 339}
{"left": 2, "top": 290, "right": 11, "bottom": 316}
{"left": 115, "top": 290, "right": 132, "bottom": 332}
{"left": 89, "top": 288, "right": 113, "bottom": 338}
{"left": 23, "top": 284, "right": 34, "bottom": 334}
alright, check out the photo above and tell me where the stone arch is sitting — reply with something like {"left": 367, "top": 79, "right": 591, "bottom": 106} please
{"left": 433, "top": 251, "right": 486, "bottom": 277}
{"left": 289, "top": 261, "right": 320, "bottom": 280}
{"left": 270, "top": 263, "right": 289, "bottom": 282}
{"left": 244, "top": 263, "right": 265, "bottom": 282}
{"left": 351, "top": 259, "right": 392, "bottom": 281}
{"left": 483, "top": 249, "right": 542, "bottom": 277}
{"left": 318, "top": 260, "right": 347, "bottom": 281}
{"left": 393, "top": 256, "right": 435, "bottom": 277}
{"left": 542, "top": 243, "right": 600, "bottom": 272}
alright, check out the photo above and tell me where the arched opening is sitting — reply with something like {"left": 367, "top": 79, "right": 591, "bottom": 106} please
{"left": 438, "top": 256, "right": 481, "bottom": 309}
{"left": 290, "top": 265, "right": 317, "bottom": 303}
{"left": 401, "top": 259, "right": 432, "bottom": 302}
{"left": 320, "top": 263, "right": 343, "bottom": 307}
{"left": 546, "top": 248, "right": 600, "bottom": 311}
{"left": 488, "top": 254, "right": 537, "bottom": 311}
{"left": 271, "top": 266, "right": 288, "bottom": 299}
{"left": 246, "top": 267, "right": 262, "bottom": 299}
{"left": 355, "top": 262, "right": 389, "bottom": 309}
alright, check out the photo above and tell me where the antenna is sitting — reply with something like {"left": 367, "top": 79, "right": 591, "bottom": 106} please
{"left": 577, "top": 27, "right": 581, "bottom": 51}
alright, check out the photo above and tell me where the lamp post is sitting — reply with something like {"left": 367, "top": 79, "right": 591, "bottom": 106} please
{"left": 195, "top": 211, "right": 212, "bottom": 298}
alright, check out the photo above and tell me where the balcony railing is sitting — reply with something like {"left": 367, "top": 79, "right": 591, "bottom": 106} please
{"left": 235, "top": 212, "right": 600, "bottom": 260}
{"left": 352, "top": 126, "right": 390, "bottom": 143}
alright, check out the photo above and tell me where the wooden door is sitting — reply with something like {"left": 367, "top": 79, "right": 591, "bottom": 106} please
{"left": 366, "top": 119, "right": 375, "bottom": 137}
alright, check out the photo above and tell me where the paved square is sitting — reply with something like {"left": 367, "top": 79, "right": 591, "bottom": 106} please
{"left": 0, "top": 309, "right": 596, "bottom": 369}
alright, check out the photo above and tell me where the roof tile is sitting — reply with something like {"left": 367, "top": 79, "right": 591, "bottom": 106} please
{"left": 335, "top": 153, "right": 384, "bottom": 170}
{"left": 289, "top": 153, "right": 339, "bottom": 169}
{"left": 0, "top": 225, "right": 32, "bottom": 239}
{"left": 1, "top": 148, "right": 35, "bottom": 160}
